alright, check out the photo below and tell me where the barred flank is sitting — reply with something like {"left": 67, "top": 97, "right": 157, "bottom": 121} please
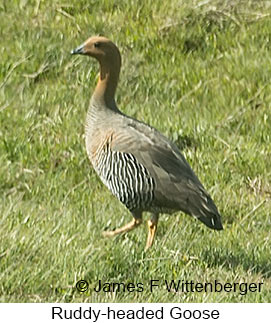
{"left": 94, "top": 143, "right": 155, "bottom": 211}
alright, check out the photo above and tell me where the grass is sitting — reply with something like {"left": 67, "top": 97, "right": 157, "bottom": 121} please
{"left": 0, "top": 0, "right": 270, "bottom": 302}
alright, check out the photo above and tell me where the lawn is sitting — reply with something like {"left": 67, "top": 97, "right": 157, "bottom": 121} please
{"left": 0, "top": 0, "right": 270, "bottom": 302}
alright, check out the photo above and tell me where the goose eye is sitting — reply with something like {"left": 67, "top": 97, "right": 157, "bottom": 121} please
{"left": 94, "top": 42, "right": 101, "bottom": 48}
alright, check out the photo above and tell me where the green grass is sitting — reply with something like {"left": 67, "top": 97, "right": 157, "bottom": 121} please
{"left": 0, "top": 0, "right": 270, "bottom": 302}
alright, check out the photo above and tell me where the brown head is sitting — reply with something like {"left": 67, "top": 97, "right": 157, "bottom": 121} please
{"left": 71, "top": 36, "right": 121, "bottom": 108}
{"left": 71, "top": 36, "right": 121, "bottom": 70}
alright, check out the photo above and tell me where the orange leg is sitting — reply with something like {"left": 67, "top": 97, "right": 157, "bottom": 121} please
{"left": 145, "top": 213, "right": 159, "bottom": 250}
{"left": 102, "top": 211, "right": 143, "bottom": 237}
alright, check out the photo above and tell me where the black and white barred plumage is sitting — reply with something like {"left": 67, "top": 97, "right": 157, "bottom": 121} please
{"left": 93, "top": 142, "right": 155, "bottom": 212}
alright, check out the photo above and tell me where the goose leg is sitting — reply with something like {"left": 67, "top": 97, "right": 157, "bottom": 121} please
{"left": 145, "top": 213, "right": 159, "bottom": 250}
{"left": 102, "top": 211, "right": 142, "bottom": 237}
